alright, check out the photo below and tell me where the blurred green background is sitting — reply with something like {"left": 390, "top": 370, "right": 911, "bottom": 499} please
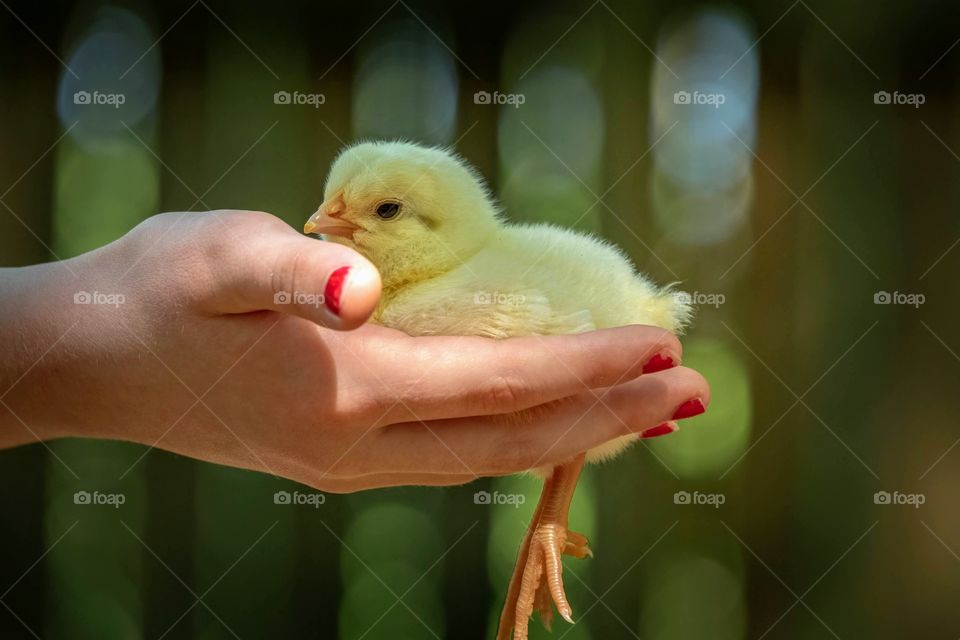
{"left": 1, "top": 0, "right": 959, "bottom": 638}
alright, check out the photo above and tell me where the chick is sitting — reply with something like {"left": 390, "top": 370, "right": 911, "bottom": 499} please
{"left": 304, "top": 141, "right": 690, "bottom": 640}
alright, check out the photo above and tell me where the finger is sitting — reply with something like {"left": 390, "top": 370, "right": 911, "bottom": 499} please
{"left": 206, "top": 210, "right": 381, "bottom": 329}
{"left": 368, "top": 366, "right": 710, "bottom": 476}
{"left": 309, "top": 472, "right": 480, "bottom": 493}
{"left": 346, "top": 325, "right": 683, "bottom": 425}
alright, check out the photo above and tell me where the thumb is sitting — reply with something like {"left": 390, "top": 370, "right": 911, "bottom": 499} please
{"left": 211, "top": 215, "right": 381, "bottom": 330}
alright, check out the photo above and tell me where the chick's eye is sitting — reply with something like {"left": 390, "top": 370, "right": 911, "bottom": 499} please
{"left": 376, "top": 202, "right": 401, "bottom": 219}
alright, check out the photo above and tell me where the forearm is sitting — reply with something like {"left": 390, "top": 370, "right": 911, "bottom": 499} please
{"left": 0, "top": 257, "right": 107, "bottom": 447}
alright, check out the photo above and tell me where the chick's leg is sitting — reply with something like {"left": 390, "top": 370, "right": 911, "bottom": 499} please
{"left": 495, "top": 482, "right": 547, "bottom": 640}
{"left": 496, "top": 454, "right": 588, "bottom": 640}
{"left": 518, "top": 457, "right": 586, "bottom": 629}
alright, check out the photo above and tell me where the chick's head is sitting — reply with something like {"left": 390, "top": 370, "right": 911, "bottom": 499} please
{"left": 305, "top": 141, "right": 501, "bottom": 288}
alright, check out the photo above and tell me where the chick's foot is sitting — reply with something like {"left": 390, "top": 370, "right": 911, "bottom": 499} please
{"left": 513, "top": 522, "right": 589, "bottom": 639}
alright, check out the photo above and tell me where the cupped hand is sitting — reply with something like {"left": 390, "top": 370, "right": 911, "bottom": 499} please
{"left": 3, "top": 210, "right": 710, "bottom": 492}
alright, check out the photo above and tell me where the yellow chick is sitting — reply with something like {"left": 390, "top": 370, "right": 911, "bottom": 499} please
{"left": 304, "top": 141, "right": 691, "bottom": 640}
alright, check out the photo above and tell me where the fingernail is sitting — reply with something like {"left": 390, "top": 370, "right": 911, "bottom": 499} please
{"left": 324, "top": 266, "right": 350, "bottom": 315}
{"left": 640, "top": 422, "right": 678, "bottom": 438}
{"left": 672, "top": 398, "right": 706, "bottom": 420}
{"left": 643, "top": 353, "right": 676, "bottom": 374}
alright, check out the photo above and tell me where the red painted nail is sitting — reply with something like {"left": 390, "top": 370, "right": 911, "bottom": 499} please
{"left": 672, "top": 398, "right": 706, "bottom": 420}
{"left": 324, "top": 266, "right": 350, "bottom": 315}
{"left": 643, "top": 353, "right": 676, "bottom": 374}
{"left": 640, "top": 422, "right": 678, "bottom": 438}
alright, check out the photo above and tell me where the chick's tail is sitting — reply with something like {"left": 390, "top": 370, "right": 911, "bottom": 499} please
{"left": 638, "top": 282, "right": 694, "bottom": 335}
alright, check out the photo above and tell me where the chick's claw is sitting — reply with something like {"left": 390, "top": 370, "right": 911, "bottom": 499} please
{"left": 564, "top": 530, "right": 593, "bottom": 560}
{"left": 533, "top": 581, "right": 554, "bottom": 632}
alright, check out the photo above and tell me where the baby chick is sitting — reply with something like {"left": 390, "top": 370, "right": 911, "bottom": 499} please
{"left": 304, "top": 141, "right": 691, "bottom": 640}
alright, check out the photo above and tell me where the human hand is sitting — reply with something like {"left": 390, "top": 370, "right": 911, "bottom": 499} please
{"left": 0, "top": 210, "right": 710, "bottom": 492}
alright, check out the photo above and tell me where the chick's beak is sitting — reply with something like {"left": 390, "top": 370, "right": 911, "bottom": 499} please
{"left": 303, "top": 195, "right": 357, "bottom": 237}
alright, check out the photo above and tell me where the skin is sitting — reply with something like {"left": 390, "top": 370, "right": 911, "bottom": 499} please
{"left": 0, "top": 210, "right": 710, "bottom": 493}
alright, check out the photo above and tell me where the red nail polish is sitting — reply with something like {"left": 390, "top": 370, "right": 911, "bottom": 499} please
{"left": 672, "top": 398, "right": 706, "bottom": 420}
{"left": 643, "top": 353, "right": 675, "bottom": 374}
{"left": 640, "top": 422, "right": 677, "bottom": 438}
{"left": 324, "top": 266, "right": 350, "bottom": 315}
